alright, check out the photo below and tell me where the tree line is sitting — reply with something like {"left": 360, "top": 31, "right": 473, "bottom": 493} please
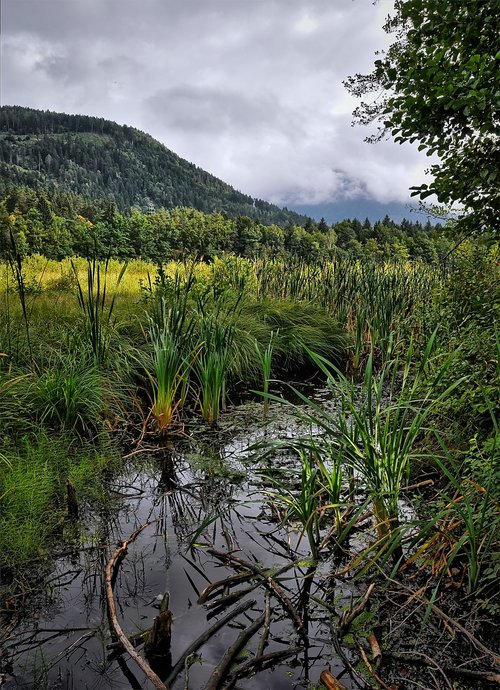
{"left": 0, "top": 185, "right": 452, "bottom": 264}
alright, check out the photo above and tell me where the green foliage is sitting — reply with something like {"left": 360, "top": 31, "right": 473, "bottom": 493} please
{"left": 345, "top": 0, "right": 499, "bottom": 233}
{"left": 305, "top": 337, "right": 461, "bottom": 555}
{"left": 32, "top": 353, "right": 103, "bottom": 434}
{"left": 0, "top": 434, "right": 119, "bottom": 571}
{"left": 425, "top": 242, "right": 499, "bottom": 444}
{"left": 262, "top": 451, "right": 322, "bottom": 559}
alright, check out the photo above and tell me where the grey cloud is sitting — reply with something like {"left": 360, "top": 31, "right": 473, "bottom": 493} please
{"left": 1, "top": 0, "right": 429, "bottom": 206}
{"left": 144, "top": 86, "right": 305, "bottom": 139}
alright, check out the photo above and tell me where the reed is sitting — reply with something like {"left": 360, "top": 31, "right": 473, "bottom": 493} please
{"left": 255, "top": 332, "right": 276, "bottom": 417}
{"left": 262, "top": 450, "right": 322, "bottom": 560}
{"left": 72, "top": 253, "right": 127, "bottom": 365}
{"left": 303, "top": 335, "right": 462, "bottom": 561}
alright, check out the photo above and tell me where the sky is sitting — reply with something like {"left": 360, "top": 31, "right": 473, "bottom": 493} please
{"left": 0, "top": 0, "right": 432, "bottom": 215}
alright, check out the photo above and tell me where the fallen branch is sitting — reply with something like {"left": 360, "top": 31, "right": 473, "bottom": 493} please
{"left": 256, "top": 592, "right": 271, "bottom": 658}
{"left": 203, "top": 612, "right": 265, "bottom": 690}
{"left": 164, "top": 599, "right": 255, "bottom": 687}
{"left": 400, "top": 479, "right": 434, "bottom": 493}
{"left": 385, "top": 650, "right": 500, "bottom": 684}
{"left": 227, "top": 646, "right": 300, "bottom": 685}
{"left": 413, "top": 591, "right": 500, "bottom": 666}
{"left": 198, "top": 572, "right": 254, "bottom": 604}
{"left": 207, "top": 550, "right": 305, "bottom": 636}
{"left": 104, "top": 523, "right": 168, "bottom": 690}
{"left": 205, "top": 584, "right": 259, "bottom": 611}
{"left": 338, "top": 584, "right": 375, "bottom": 634}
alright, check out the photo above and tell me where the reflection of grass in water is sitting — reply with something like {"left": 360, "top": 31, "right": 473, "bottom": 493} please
{"left": 186, "top": 450, "right": 245, "bottom": 481}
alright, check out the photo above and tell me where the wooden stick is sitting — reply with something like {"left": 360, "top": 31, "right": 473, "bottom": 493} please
{"left": 385, "top": 651, "right": 500, "bottom": 684}
{"left": 104, "top": 523, "right": 168, "bottom": 690}
{"left": 203, "top": 613, "right": 265, "bottom": 690}
{"left": 256, "top": 591, "right": 271, "bottom": 658}
{"left": 400, "top": 479, "right": 434, "bottom": 492}
{"left": 198, "top": 572, "right": 254, "bottom": 604}
{"left": 228, "top": 646, "right": 300, "bottom": 684}
{"left": 338, "top": 584, "right": 375, "bottom": 634}
{"left": 319, "top": 670, "right": 348, "bottom": 690}
{"left": 164, "top": 599, "right": 256, "bottom": 687}
{"left": 207, "top": 549, "right": 305, "bottom": 636}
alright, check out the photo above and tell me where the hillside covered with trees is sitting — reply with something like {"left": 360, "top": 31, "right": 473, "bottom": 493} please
{"left": 0, "top": 106, "right": 307, "bottom": 226}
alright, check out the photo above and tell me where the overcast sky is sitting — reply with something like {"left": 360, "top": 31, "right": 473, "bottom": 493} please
{"left": 1, "top": 0, "right": 431, "bottom": 208}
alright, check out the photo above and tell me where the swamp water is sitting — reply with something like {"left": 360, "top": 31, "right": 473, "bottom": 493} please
{"left": 2, "top": 383, "right": 407, "bottom": 690}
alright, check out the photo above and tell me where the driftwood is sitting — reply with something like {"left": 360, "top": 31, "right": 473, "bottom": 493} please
{"left": 207, "top": 549, "right": 305, "bottom": 636}
{"left": 319, "top": 670, "right": 348, "bottom": 690}
{"left": 203, "top": 612, "right": 265, "bottom": 690}
{"left": 338, "top": 583, "right": 375, "bottom": 634}
{"left": 198, "top": 572, "right": 254, "bottom": 604}
{"left": 104, "top": 522, "right": 168, "bottom": 690}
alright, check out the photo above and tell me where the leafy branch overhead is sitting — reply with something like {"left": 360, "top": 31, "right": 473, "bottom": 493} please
{"left": 344, "top": 0, "right": 499, "bottom": 234}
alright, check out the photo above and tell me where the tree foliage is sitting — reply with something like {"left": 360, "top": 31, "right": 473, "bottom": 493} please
{"left": 345, "top": 0, "right": 499, "bottom": 234}
{"left": 0, "top": 185, "right": 453, "bottom": 263}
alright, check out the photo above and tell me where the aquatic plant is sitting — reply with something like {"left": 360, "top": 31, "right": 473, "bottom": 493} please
{"left": 301, "top": 335, "right": 462, "bottom": 561}
{"left": 262, "top": 450, "right": 323, "bottom": 560}
{"left": 255, "top": 332, "right": 276, "bottom": 417}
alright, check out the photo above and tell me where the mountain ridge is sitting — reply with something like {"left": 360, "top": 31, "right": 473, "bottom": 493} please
{"left": 0, "top": 105, "right": 308, "bottom": 226}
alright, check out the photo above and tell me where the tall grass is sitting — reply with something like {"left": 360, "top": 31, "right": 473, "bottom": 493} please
{"left": 147, "top": 323, "right": 193, "bottom": 432}
{"left": 255, "top": 332, "right": 276, "bottom": 417}
{"left": 413, "top": 419, "right": 499, "bottom": 594}
{"left": 32, "top": 352, "right": 103, "bottom": 434}
{"left": 262, "top": 451, "right": 322, "bottom": 559}
{"left": 303, "top": 335, "right": 462, "bottom": 559}
{"left": 72, "top": 254, "right": 127, "bottom": 365}
{"left": 0, "top": 435, "right": 120, "bottom": 571}
{"left": 194, "top": 302, "right": 236, "bottom": 425}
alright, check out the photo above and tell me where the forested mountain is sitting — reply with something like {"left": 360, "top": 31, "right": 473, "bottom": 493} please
{"left": 0, "top": 106, "right": 307, "bottom": 226}
{"left": 0, "top": 106, "right": 453, "bottom": 264}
